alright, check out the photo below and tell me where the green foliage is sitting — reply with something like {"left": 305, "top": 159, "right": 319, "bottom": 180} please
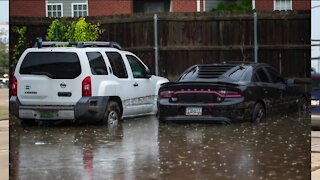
{"left": 227, "top": 2, "right": 239, "bottom": 11}
{"left": 0, "top": 43, "right": 9, "bottom": 75}
{"left": 214, "top": 0, "right": 252, "bottom": 12}
{"left": 46, "top": 19, "right": 67, "bottom": 41}
{"left": 216, "top": 2, "right": 226, "bottom": 11}
{"left": 46, "top": 18, "right": 104, "bottom": 42}
{"left": 11, "top": 26, "right": 27, "bottom": 69}
{"left": 240, "top": 0, "right": 252, "bottom": 12}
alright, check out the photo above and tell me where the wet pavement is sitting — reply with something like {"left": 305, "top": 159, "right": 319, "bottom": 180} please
{"left": 0, "top": 120, "right": 9, "bottom": 180}
{"left": 312, "top": 131, "right": 320, "bottom": 179}
{"left": 10, "top": 115, "right": 310, "bottom": 180}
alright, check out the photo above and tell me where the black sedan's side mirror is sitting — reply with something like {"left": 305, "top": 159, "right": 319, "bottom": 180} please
{"left": 286, "top": 78, "right": 295, "bottom": 85}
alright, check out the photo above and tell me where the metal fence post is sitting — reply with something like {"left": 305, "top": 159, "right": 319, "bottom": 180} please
{"left": 154, "top": 14, "right": 159, "bottom": 76}
{"left": 253, "top": 9, "right": 258, "bottom": 63}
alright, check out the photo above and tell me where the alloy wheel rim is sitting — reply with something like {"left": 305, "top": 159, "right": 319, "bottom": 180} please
{"left": 301, "top": 101, "right": 307, "bottom": 115}
{"left": 255, "top": 106, "right": 264, "bottom": 122}
{"left": 108, "top": 110, "right": 118, "bottom": 125}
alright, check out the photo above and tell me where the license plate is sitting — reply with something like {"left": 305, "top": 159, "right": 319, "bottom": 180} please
{"left": 40, "top": 111, "right": 55, "bottom": 119}
{"left": 186, "top": 107, "right": 202, "bottom": 116}
{"left": 312, "top": 100, "right": 320, "bottom": 106}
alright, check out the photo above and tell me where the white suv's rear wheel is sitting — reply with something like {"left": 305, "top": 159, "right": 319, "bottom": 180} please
{"left": 102, "top": 101, "right": 121, "bottom": 126}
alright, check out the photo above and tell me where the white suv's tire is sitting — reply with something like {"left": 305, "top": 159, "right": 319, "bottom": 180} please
{"left": 102, "top": 101, "right": 121, "bottom": 127}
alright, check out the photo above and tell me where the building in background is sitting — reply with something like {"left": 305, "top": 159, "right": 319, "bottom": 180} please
{"left": 0, "top": 23, "right": 8, "bottom": 44}
{"left": 10, "top": 0, "right": 208, "bottom": 17}
{"left": 10, "top": 0, "right": 311, "bottom": 18}
{"left": 255, "top": 0, "right": 310, "bottom": 11}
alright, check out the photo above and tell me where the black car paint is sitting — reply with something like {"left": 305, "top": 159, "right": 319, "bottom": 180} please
{"left": 158, "top": 63, "right": 306, "bottom": 123}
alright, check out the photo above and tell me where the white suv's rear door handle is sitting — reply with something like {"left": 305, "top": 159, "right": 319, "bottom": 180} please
{"left": 133, "top": 83, "right": 139, "bottom": 87}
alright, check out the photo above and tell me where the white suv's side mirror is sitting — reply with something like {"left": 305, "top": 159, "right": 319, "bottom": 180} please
{"left": 145, "top": 69, "right": 152, "bottom": 79}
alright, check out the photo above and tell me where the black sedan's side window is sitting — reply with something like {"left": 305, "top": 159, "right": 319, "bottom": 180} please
{"left": 253, "top": 68, "right": 270, "bottom": 83}
{"left": 265, "top": 67, "right": 281, "bottom": 83}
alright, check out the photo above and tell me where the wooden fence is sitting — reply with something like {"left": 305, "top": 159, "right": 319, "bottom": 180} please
{"left": 10, "top": 11, "right": 310, "bottom": 81}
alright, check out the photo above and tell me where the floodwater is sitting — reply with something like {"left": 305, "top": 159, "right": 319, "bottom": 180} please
{"left": 10, "top": 116, "right": 310, "bottom": 180}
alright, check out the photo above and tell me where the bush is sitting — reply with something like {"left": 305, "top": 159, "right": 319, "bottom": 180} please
{"left": 11, "top": 26, "right": 27, "bottom": 68}
{"left": 214, "top": 0, "right": 252, "bottom": 12}
{"left": 46, "top": 18, "right": 104, "bottom": 42}
{"left": 46, "top": 19, "right": 67, "bottom": 41}
{"left": 0, "top": 43, "right": 8, "bottom": 75}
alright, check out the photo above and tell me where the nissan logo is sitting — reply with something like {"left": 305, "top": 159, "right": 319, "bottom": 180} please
{"left": 60, "top": 82, "right": 67, "bottom": 88}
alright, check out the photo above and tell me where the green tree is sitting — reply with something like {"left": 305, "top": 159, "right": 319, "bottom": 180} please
{"left": 46, "top": 18, "right": 104, "bottom": 42}
{"left": 214, "top": 0, "right": 252, "bottom": 12}
{"left": 46, "top": 19, "right": 67, "bottom": 41}
{"left": 0, "top": 43, "right": 9, "bottom": 75}
{"left": 11, "top": 26, "right": 27, "bottom": 69}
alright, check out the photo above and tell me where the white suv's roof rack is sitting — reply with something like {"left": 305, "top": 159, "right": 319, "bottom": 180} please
{"left": 34, "top": 38, "right": 123, "bottom": 50}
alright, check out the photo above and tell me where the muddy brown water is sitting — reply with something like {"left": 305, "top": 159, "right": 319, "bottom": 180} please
{"left": 10, "top": 116, "right": 310, "bottom": 180}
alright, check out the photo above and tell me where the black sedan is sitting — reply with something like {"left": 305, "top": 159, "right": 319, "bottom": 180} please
{"left": 157, "top": 63, "right": 308, "bottom": 123}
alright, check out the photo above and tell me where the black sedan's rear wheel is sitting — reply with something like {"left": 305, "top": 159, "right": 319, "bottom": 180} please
{"left": 252, "top": 102, "right": 266, "bottom": 123}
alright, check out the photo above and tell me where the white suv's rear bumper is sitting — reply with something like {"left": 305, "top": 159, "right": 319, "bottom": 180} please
{"left": 19, "top": 109, "right": 75, "bottom": 120}
{"left": 10, "top": 96, "right": 110, "bottom": 123}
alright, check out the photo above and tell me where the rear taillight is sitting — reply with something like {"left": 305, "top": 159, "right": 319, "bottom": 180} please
{"left": 82, "top": 76, "right": 92, "bottom": 97}
{"left": 12, "top": 76, "right": 17, "bottom": 96}
{"left": 217, "top": 90, "right": 243, "bottom": 98}
{"left": 159, "top": 90, "right": 175, "bottom": 98}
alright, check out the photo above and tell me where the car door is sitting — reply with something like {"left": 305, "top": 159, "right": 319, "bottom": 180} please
{"left": 263, "top": 66, "right": 288, "bottom": 111}
{"left": 105, "top": 51, "right": 138, "bottom": 117}
{"left": 125, "top": 53, "right": 154, "bottom": 115}
{"left": 252, "top": 67, "right": 276, "bottom": 114}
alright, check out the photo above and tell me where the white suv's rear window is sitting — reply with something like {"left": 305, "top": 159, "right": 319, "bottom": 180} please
{"left": 19, "top": 52, "right": 81, "bottom": 79}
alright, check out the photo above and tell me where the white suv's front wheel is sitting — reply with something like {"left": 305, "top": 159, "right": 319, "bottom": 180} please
{"left": 103, "top": 101, "right": 121, "bottom": 127}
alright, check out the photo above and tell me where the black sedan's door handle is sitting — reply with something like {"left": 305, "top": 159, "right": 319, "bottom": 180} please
{"left": 133, "top": 82, "right": 139, "bottom": 87}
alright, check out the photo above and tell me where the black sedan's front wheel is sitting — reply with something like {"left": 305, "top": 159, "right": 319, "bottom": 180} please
{"left": 252, "top": 102, "right": 266, "bottom": 123}
{"left": 298, "top": 97, "right": 308, "bottom": 118}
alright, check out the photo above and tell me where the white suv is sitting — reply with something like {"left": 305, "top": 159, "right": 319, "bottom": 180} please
{"left": 10, "top": 41, "right": 168, "bottom": 125}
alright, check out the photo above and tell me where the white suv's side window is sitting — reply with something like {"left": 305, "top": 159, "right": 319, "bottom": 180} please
{"left": 126, "top": 55, "right": 147, "bottom": 78}
{"left": 105, "top": 52, "right": 128, "bottom": 78}
{"left": 86, "top": 52, "right": 108, "bottom": 75}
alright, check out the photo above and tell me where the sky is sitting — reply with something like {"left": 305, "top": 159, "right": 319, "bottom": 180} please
{"left": 312, "top": 0, "right": 320, "bottom": 71}
{"left": 0, "top": 0, "right": 9, "bottom": 23}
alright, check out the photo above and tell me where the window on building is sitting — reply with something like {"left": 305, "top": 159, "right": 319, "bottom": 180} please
{"left": 47, "top": 3, "right": 63, "bottom": 18}
{"left": 72, "top": 3, "right": 88, "bottom": 17}
{"left": 133, "top": 0, "right": 170, "bottom": 13}
{"left": 274, "top": 0, "right": 292, "bottom": 11}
